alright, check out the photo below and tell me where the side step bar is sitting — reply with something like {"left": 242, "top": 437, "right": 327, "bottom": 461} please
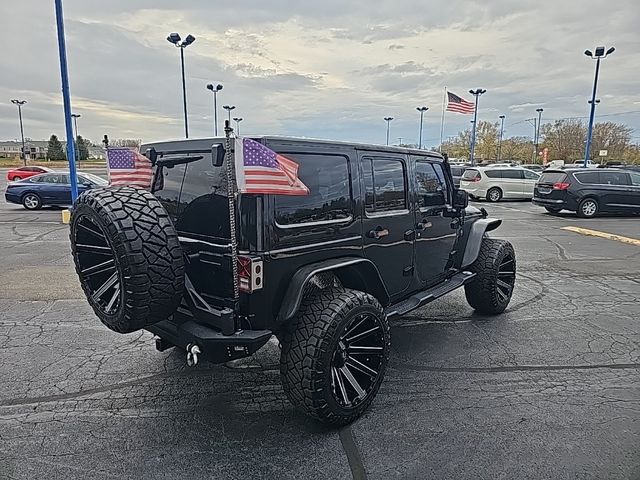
{"left": 384, "top": 271, "right": 476, "bottom": 318}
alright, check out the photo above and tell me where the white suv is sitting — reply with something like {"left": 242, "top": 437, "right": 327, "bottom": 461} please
{"left": 460, "top": 167, "right": 540, "bottom": 202}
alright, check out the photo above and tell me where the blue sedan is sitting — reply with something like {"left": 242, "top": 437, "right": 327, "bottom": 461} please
{"left": 5, "top": 172, "right": 108, "bottom": 210}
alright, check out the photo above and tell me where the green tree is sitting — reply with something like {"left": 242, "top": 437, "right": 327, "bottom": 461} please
{"left": 76, "top": 136, "right": 89, "bottom": 161}
{"left": 47, "top": 134, "right": 66, "bottom": 161}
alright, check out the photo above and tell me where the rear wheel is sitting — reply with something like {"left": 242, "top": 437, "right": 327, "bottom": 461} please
{"left": 70, "top": 187, "right": 185, "bottom": 333}
{"left": 545, "top": 206, "right": 562, "bottom": 214}
{"left": 577, "top": 198, "right": 598, "bottom": 218}
{"left": 487, "top": 187, "right": 502, "bottom": 202}
{"left": 465, "top": 238, "right": 516, "bottom": 314}
{"left": 280, "top": 288, "right": 390, "bottom": 426}
{"left": 22, "top": 193, "right": 41, "bottom": 210}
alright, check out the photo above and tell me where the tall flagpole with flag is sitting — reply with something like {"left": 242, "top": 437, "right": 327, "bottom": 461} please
{"left": 439, "top": 86, "right": 447, "bottom": 152}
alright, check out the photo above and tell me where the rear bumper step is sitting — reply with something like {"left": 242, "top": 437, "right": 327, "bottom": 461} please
{"left": 385, "top": 271, "right": 476, "bottom": 318}
{"left": 147, "top": 319, "right": 272, "bottom": 364}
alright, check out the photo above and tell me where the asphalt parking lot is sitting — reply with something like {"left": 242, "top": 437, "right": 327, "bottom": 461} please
{"left": 0, "top": 170, "right": 639, "bottom": 480}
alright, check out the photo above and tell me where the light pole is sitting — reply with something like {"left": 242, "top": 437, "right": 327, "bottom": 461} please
{"left": 384, "top": 117, "right": 394, "bottom": 145}
{"left": 583, "top": 46, "right": 615, "bottom": 167}
{"left": 497, "top": 114, "right": 505, "bottom": 161}
{"left": 223, "top": 105, "right": 236, "bottom": 124}
{"left": 233, "top": 117, "right": 243, "bottom": 135}
{"left": 206, "top": 83, "right": 223, "bottom": 136}
{"left": 416, "top": 106, "right": 428, "bottom": 149}
{"left": 11, "top": 100, "right": 27, "bottom": 166}
{"left": 468, "top": 88, "right": 486, "bottom": 166}
{"left": 167, "top": 32, "right": 196, "bottom": 138}
{"left": 71, "top": 113, "right": 81, "bottom": 162}
{"left": 535, "top": 108, "right": 544, "bottom": 163}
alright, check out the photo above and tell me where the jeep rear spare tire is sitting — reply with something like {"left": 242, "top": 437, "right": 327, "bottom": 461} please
{"left": 70, "top": 187, "right": 185, "bottom": 333}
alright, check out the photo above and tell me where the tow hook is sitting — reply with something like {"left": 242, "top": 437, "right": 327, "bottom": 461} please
{"left": 186, "top": 343, "right": 201, "bottom": 367}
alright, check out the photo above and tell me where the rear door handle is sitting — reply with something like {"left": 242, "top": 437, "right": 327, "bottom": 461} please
{"left": 367, "top": 226, "right": 389, "bottom": 239}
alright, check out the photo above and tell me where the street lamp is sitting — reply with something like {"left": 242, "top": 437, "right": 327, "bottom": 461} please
{"left": 535, "top": 108, "right": 543, "bottom": 163}
{"left": 167, "top": 32, "right": 196, "bottom": 138}
{"left": 11, "top": 99, "right": 27, "bottom": 166}
{"left": 497, "top": 115, "right": 505, "bottom": 161}
{"left": 384, "top": 117, "right": 394, "bottom": 145}
{"left": 223, "top": 105, "right": 236, "bottom": 124}
{"left": 206, "top": 83, "right": 223, "bottom": 136}
{"left": 583, "top": 45, "right": 615, "bottom": 167}
{"left": 468, "top": 88, "right": 486, "bottom": 165}
{"left": 71, "top": 113, "right": 81, "bottom": 162}
{"left": 416, "top": 106, "right": 429, "bottom": 149}
{"left": 233, "top": 117, "right": 243, "bottom": 135}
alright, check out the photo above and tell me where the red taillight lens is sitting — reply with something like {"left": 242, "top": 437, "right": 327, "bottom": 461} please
{"left": 237, "top": 256, "right": 263, "bottom": 293}
{"left": 553, "top": 182, "right": 570, "bottom": 190}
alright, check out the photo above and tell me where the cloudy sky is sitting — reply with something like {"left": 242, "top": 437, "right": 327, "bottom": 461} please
{"left": 1, "top": 1, "right": 639, "bottom": 147}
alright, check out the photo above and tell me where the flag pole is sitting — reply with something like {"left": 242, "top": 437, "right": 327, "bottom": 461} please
{"left": 224, "top": 120, "right": 240, "bottom": 303}
{"left": 439, "top": 86, "right": 447, "bottom": 152}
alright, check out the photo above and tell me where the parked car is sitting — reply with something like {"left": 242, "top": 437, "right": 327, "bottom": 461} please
{"left": 5, "top": 172, "right": 108, "bottom": 210}
{"left": 485, "top": 163, "right": 518, "bottom": 168}
{"left": 460, "top": 166, "right": 540, "bottom": 202}
{"left": 521, "top": 164, "right": 545, "bottom": 172}
{"left": 6, "top": 166, "right": 53, "bottom": 182}
{"left": 450, "top": 165, "right": 468, "bottom": 187}
{"left": 67, "top": 136, "right": 516, "bottom": 425}
{"left": 532, "top": 168, "right": 640, "bottom": 217}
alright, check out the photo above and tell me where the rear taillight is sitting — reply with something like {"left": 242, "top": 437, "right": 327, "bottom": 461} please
{"left": 553, "top": 182, "right": 570, "bottom": 190}
{"left": 469, "top": 175, "right": 481, "bottom": 182}
{"left": 237, "top": 256, "right": 263, "bottom": 293}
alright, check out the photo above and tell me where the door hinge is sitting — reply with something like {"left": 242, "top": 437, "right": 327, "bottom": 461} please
{"left": 403, "top": 266, "right": 414, "bottom": 276}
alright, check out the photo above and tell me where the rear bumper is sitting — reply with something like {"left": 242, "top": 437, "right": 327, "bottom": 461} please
{"left": 460, "top": 185, "right": 486, "bottom": 197}
{"left": 4, "top": 192, "right": 20, "bottom": 204}
{"left": 532, "top": 197, "right": 565, "bottom": 206}
{"left": 147, "top": 308, "right": 272, "bottom": 364}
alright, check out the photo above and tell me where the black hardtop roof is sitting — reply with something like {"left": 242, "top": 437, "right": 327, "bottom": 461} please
{"left": 141, "top": 135, "right": 445, "bottom": 161}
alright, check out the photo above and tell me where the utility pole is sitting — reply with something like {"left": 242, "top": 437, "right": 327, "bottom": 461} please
{"left": 416, "top": 106, "right": 428, "bottom": 149}
{"left": 535, "top": 108, "right": 544, "bottom": 163}
{"left": 468, "top": 88, "right": 486, "bottom": 166}
{"left": 384, "top": 117, "right": 394, "bottom": 146}
{"left": 11, "top": 100, "right": 27, "bottom": 166}
{"left": 497, "top": 115, "right": 505, "bottom": 162}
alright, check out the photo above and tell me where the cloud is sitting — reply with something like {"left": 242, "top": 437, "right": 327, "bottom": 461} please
{"left": 1, "top": 0, "right": 639, "bottom": 145}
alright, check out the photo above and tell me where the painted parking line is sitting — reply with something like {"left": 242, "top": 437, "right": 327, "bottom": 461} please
{"left": 562, "top": 226, "right": 640, "bottom": 246}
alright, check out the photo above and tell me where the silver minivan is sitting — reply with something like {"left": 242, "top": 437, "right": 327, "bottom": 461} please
{"left": 460, "top": 167, "right": 540, "bottom": 202}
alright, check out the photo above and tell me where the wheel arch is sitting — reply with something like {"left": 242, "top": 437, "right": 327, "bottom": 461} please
{"left": 461, "top": 218, "right": 502, "bottom": 268}
{"left": 276, "top": 257, "right": 390, "bottom": 325}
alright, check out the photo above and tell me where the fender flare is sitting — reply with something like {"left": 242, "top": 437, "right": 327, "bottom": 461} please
{"left": 276, "top": 257, "right": 389, "bottom": 325}
{"left": 461, "top": 218, "right": 502, "bottom": 268}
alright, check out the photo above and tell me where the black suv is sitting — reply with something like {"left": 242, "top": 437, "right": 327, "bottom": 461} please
{"left": 69, "top": 136, "right": 516, "bottom": 425}
{"left": 533, "top": 168, "right": 640, "bottom": 217}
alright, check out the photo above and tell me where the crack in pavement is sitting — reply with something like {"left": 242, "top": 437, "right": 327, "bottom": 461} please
{"left": 339, "top": 426, "right": 368, "bottom": 480}
{"left": 392, "top": 362, "right": 640, "bottom": 374}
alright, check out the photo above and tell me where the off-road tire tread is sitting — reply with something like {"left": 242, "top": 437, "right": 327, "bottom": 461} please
{"left": 465, "top": 238, "right": 515, "bottom": 314}
{"left": 70, "top": 186, "right": 184, "bottom": 333}
{"left": 279, "top": 288, "right": 390, "bottom": 426}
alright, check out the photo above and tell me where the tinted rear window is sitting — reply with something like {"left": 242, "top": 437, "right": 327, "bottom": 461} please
{"left": 573, "top": 172, "right": 599, "bottom": 184}
{"left": 462, "top": 169, "right": 479, "bottom": 180}
{"left": 275, "top": 154, "right": 351, "bottom": 225}
{"left": 600, "top": 171, "right": 630, "bottom": 186}
{"left": 539, "top": 172, "right": 568, "bottom": 184}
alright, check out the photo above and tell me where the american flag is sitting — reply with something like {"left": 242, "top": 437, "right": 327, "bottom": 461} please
{"left": 446, "top": 91, "right": 476, "bottom": 114}
{"left": 106, "top": 148, "right": 153, "bottom": 188}
{"left": 234, "top": 138, "right": 309, "bottom": 195}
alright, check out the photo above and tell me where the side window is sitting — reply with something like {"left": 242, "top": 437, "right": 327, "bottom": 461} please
{"left": 501, "top": 169, "right": 524, "bottom": 179}
{"left": 58, "top": 174, "right": 70, "bottom": 184}
{"left": 523, "top": 169, "right": 539, "bottom": 180}
{"left": 630, "top": 172, "right": 640, "bottom": 186}
{"left": 275, "top": 154, "right": 351, "bottom": 225}
{"left": 574, "top": 171, "right": 599, "bottom": 184}
{"left": 484, "top": 169, "right": 502, "bottom": 178}
{"left": 600, "top": 171, "right": 630, "bottom": 186}
{"left": 415, "top": 161, "right": 446, "bottom": 208}
{"left": 362, "top": 158, "right": 407, "bottom": 213}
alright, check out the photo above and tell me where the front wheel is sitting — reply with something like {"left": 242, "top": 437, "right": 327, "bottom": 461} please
{"left": 280, "top": 288, "right": 390, "bottom": 426}
{"left": 465, "top": 238, "right": 516, "bottom": 314}
{"left": 577, "top": 198, "right": 598, "bottom": 218}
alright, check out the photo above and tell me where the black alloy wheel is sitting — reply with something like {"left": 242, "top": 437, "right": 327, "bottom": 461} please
{"left": 74, "top": 213, "right": 121, "bottom": 316}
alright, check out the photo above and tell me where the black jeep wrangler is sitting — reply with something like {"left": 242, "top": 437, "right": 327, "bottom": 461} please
{"left": 69, "top": 136, "right": 516, "bottom": 425}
